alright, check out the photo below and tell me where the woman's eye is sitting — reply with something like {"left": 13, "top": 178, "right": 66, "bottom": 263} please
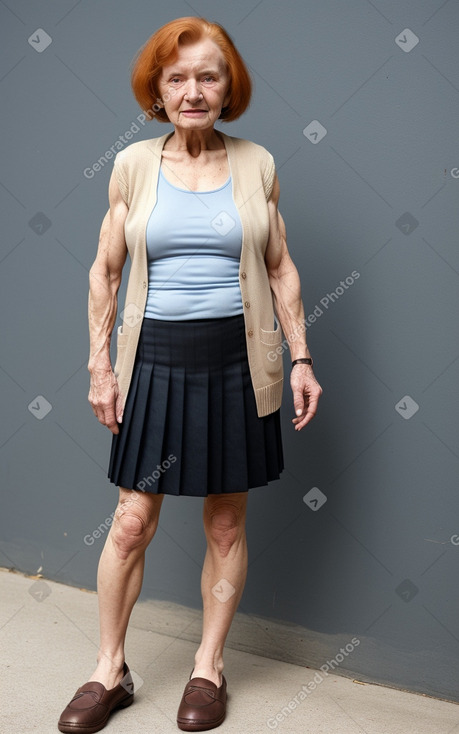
{"left": 203, "top": 76, "right": 215, "bottom": 83}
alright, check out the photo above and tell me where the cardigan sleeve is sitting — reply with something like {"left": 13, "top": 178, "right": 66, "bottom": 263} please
{"left": 261, "top": 150, "right": 276, "bottom": 201}
{"left": 113, "top": 153, "right": 129, "bottom": 205}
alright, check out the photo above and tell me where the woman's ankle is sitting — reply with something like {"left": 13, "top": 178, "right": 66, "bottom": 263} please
{"left": 94, "top": 653, "right": 126, "bottom": 674}
{"left": 191, "top": 655, "right": 224, "bottom": 686}
{"left": 96, "top": 650, "right": 125, "bottom": 670}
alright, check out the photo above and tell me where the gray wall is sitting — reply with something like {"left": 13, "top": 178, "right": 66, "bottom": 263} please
{"left": 1, "top": 0, "right": 458, "bottom": 703}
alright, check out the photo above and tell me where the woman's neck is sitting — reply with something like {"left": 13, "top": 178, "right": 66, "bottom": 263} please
{"left": 164, "top": 127, "right": 224, "bottom": 157}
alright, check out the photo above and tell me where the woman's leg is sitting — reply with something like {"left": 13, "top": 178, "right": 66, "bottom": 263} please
{"left": 87, "top": 487, "right": 164, "bottom": 689}
{"left": 192, "top": 492, "right": 249, "bottom": 687}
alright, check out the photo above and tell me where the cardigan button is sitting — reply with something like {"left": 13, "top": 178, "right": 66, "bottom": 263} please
{"left": 248, "top": 329, "right": 254, "bottom": 337}
{"left": 142, "top": 281, "right": 147, "bottom": 288}
{"left": 241, "top": 271, "right": 247, "bottom": 279}
{"left": 244, "top": 301, "right": 250, "bottom": 308}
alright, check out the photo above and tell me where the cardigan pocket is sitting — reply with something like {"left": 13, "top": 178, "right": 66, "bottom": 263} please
{"left": 259, "top": 323, "right": 284, "bottom": 376}
{"left": 113, "top": 324, "right": 129, "bottom": 378}
{"left": 260, "top": 323, "right": 282, "bottom": 346}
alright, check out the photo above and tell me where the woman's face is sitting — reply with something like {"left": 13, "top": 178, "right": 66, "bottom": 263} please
{"left": 158, "top": 38, "right": 230, "bottom": 132}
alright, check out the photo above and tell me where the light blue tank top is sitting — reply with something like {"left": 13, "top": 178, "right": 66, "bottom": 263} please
{"left": 144, "top": 168, "right": 244, "bottom": 320}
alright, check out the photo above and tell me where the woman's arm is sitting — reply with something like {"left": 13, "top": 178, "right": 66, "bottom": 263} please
{"left": 265, "top": 174, "right": 323, "bottom": 431}
{"left": 87, "top": 170, "right": 128, "bottom": 434}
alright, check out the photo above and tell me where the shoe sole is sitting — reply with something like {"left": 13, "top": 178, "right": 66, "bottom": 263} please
{"left": 176, "top": 713, "right": 225, "bottom": 732}
{"left": 58, "top": 694, "right": 134, "bottom": 734}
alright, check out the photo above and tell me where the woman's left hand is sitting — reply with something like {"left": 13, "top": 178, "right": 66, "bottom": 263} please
{"left": 290, "top": 364, "right": 323, "bottom": 431}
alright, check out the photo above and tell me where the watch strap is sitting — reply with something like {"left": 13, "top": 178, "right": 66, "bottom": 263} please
{"left": 291, "top": 358, "right": 313, "bottom": 368}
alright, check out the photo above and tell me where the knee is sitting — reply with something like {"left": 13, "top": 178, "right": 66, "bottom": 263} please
{"left": 111, "top": 501, "right": 150, "bottom": 561}
{"left": 206, "top": 504, "right": 245, "bottom": 558}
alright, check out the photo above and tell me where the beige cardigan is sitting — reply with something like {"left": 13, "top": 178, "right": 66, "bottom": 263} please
{"left": 112, "top": 130, "right": 284, "bottom": 417}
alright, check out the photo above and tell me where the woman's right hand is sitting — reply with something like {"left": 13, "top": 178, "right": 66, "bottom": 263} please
{"left": 88, "top": 368, "right": 124, "bottom": 434}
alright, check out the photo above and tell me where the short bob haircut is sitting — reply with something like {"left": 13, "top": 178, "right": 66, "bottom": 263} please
{"left": 130, "top": 17, "right": 252, "bottom": 123}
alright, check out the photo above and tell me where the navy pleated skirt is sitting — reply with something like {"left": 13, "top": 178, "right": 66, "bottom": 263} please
{"left": 107, "top": 314, "right": 284, "bottom": 496}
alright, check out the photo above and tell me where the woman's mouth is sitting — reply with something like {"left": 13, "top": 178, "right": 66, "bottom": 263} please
{"left": 181, "top": 109, "right": 207, "bottom": 116}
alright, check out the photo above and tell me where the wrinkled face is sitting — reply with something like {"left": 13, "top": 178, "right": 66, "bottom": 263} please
{"left": 158, "top": 38, "right": 230, "bottom": 131}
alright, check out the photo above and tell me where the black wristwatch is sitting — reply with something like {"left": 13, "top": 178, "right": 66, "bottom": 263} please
{"left": 291, "top": 358, "right": 313, "bottom": 368}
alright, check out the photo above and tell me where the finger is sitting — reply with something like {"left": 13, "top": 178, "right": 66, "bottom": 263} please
{"left": 292, "top": 395, "right": 320, "bottom": 430}
{"left": 93, "top": 405, "right": 104, "bottom": 424}
{"left": 292, "top": 413, "right": 306, "bottom": 429}
{"left": 295, "top": 409, "right": 317, "bottom": 430}
{"left": 88, "top": 394, "right": 100, "bottom": 422}
{"left": 303, "top": 395, "right": 320, "bottom": 422}
{"left": 292, "top": 389, "right": 305, "bottom": 418}
{"left": 293, "top": 412, "right": 310, "bottom": 430}
{"left": 295, "top": 415, "right": 311, "bottom": 431}
{"left": 104, "top": 406, "right": 119, "bottom": 434}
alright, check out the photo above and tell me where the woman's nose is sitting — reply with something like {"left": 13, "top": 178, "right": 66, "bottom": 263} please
{"left": 184, "top": 79, "right": 202, "bottom": 102}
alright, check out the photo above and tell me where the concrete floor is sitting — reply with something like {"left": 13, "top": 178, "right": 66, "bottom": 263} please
{"left": 1, "top": 568, "right": 459, "bottom": 734}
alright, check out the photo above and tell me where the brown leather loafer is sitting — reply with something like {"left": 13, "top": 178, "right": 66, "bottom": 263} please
{"left": 57, "top": 662, "right": 134, "bottom": 733}
{"left": 177, "top": 674, "right": 227, "bottom": 731}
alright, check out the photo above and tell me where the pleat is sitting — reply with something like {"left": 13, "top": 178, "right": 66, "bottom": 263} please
{"left": 264, "top": 410, "right": 284, "bottom": 479}
{"left": 242, "top": 354, "right": 269, "bottom": 487}
{"left": 160, "top": 366, "right": 185, "bottom": 495}
{"left": 133, "top": 362, "right": 170, "bottom": 490}
{"left": 120, "top": 360, "right": 155, "bottom": 486}
{"left": 222, "top": 360, "right": 249, "bottom": 492}
{"left": 107, "top": 351, "right": 146, "bottom": 487}
{"left": 180, "top": 367, "right": 209, "bottom": 494}
{"left": 207, "top": 366, "right": 223, "bottom": 492}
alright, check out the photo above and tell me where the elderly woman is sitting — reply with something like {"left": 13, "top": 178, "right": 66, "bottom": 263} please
{"left": 58, "top": 16, "right": 322, "bottom": 734}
